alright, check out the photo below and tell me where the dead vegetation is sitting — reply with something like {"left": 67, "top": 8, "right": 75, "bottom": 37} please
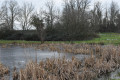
{"left": 1, "top": 43, "right": 120, "bottom": 80}
{"left": 13, "top": 57, "right": 97, "bottom": 80}
{"left": 0, "top": 62, "right": 9, "bottom": 79}
{"left": 12, "top": 44, "right": 120, "bottom": 80}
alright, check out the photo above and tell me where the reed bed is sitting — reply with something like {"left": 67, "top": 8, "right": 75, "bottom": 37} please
{"left": 12, "top": 53, "right": 120, "bottom": 80}
{"left": 32, "top": 43, "right": 118, "bottom": 55}
{"left": 1, "top": 43, "right": 120, "bottom": 79}
{"left": 12, "top": 43, "right": 100, "bottom": 54}
{"left": 0, "top": 62, "right": 9, "bottom": 79}
{"left": 34, "top": 43, "right": 94, "bottom": 54}
{"left": 13, "top": 44, "right": 120, "bottom": 80}
{"left": 13, "top": 57, "right": 97, "bottom": 80}
{"left": 11, "top": 43, "right": 120, "bottom": 80}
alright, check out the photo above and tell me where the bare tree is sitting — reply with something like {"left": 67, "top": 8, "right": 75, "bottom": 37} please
{"left": 90, "top": 2, "right": 102, "bottom": 32}
{"left": 62, "top": 0, "right": 91, "bottom": 41}
{"left": 0, "top": 1, "right": 11, "bottom": 30}
{"left": 8, "top": 0, "right": 20, "bottom": 30}
{"left": 0, "top": 0, "right": 20, "bottom": 30}
{"left": 109, "top": 1, "right": 119, "bottom": 24}
{"left": 104, "top": 7, "right": 109, "bottom": 27}
{"left": 45, "top": 1, "right": 56, "bottom": 28}
{"left": 18, "top": 2, "right": 34, "bottom": 30}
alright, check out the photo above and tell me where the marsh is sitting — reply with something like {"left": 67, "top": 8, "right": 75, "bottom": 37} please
{"left": 0, "top": 45, "right": 88, "bottom": 69}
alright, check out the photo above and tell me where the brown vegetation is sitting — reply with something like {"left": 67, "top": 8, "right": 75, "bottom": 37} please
{"left": 0, "top": 63, "right": 9, "bottom": 79}
{"left": 11, "top": 43, "right": 120, "bottom": 80}
{"left": 1, "top": 43, "right": 120, "bottom": 80}
{"left": 12, "top": 52, "right": 120, "bottom": 80}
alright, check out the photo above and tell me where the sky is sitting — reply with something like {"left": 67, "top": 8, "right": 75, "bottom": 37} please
{"left": 0, "top": 0, "right": 63, "bottom": 11}
{"left": 0, "top": 0, "right": 120, "bottom": 10}
{"left": 91, "top": 0, "right": 120, "bottom": 8}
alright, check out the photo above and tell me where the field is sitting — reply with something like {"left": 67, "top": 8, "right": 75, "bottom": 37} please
{"left": 0, "top": 33, "right": 120, "bottom": 45}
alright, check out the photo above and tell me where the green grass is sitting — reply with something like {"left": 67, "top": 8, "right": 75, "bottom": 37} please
{"left": 76, "top": 33, "right": 120, "bottom": 45}
{"left": 0, "top": 40, "right": 41, "bottom": 44}
{"left": 44, "top": 33, "right": 120, "bottom": 45}
{"left": 0, "top": 33, "right": 120, "bottom": 45}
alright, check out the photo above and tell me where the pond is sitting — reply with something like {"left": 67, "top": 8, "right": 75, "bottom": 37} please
{"left": 0, "top": 45, "right": 88, "bottom": 69}
{"left": 0, "top": 45, "right": 119, "bottom": 80}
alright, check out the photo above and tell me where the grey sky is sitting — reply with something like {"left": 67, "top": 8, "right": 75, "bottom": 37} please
{"left": 0, "top": 0, "right": 120, "bottom": 10}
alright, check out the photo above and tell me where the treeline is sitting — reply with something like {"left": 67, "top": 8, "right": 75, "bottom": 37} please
{"left": 0, "top": 0, "right": 120, "bottom": 42}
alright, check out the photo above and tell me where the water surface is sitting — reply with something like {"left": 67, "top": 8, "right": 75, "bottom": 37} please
{"left": 0, "top": 45, "right": 119, "bottom": 80}
{"left": 0, "top": 45, "right": 88, "bottom": 70}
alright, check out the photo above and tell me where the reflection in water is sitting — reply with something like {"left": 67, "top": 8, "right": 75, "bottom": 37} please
{"left": 98, "top": 73, "right": 111, "bottom": 80}
{"left": 1, "top": 45, "right": 119, "bottom": 80}
{"left": 0, "top": 45, "right": 88, "bottom": 70}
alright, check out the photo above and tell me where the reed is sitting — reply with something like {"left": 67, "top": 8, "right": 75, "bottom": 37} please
{"left": 1, "top": 44, "right": 8, "bottom": 48}
{"left": 12, "top": 52, "right": 120, "bottom": 80}
{"left": 0, "top": 62, "right": 9, "bottom": 79}
{"left": 12, "top": 57, "right": 83, "bottom": 80}
{"left": 1, "top": 43, "right": 120, "bottom": 79}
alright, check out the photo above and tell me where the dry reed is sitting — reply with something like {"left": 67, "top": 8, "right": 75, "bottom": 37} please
{"left": 1, "top": 43, "right": 120, "bottom": 80}
{"left": 0, "top": 62, "right": 9, "bottom": 79}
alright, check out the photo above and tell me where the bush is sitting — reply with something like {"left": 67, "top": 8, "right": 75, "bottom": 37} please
{"left": 23, "top": 33, "right": 39, "bottom": 41}
{"left": 0, "top": 30, "right": 15, "bottom": 39}
{"left": 0, "top": 28, "right": 98, "bottom": 41}
{"left": 5, "top": 32, "right": 23, "bottom": 40}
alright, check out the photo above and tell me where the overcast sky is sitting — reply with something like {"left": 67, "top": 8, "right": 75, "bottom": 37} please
{"left": 0, "top": 0, "right": 120, "bottom": 10}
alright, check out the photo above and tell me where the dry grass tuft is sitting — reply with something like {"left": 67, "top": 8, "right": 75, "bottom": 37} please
{"left": 0, "top": 62, "right": 9, "bottom": 79}
{"left": 1, "top": 43, "right": 120, "bottom": 79}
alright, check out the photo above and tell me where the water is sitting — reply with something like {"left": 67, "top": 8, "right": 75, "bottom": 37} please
{"left": 98, "top": 69, "right": 120, "bottom": 80}
{"left": 109, "top": 69, "right": 120, "bottom": 79}
{"left": 0, "top": 45, "right": 89, "bottom": 80}
{"left": 0, "top": 45, "right": 88, "bottom": 70}
{"left": 0, "top": 45, "right": 119, "bottom": 80}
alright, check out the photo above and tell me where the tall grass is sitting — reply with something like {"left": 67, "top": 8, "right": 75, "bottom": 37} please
{"left": 1, "top": 43, "right": 120, "bottom": 80}
{"left": 0, "top": 62, "right": 9, "bottom": 79}
{"left": 11, "top": 43, "right": 120, "bottom": 80}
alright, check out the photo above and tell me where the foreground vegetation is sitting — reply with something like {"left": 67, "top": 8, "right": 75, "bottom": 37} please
{"left": 1, "top": 43, "right": 120, "bottom": 80}
{"left": 0, "top": 63, "right": 9, "bottom": 79}
{"left": 0, "top": 33, "right": 120, "bottom": 45}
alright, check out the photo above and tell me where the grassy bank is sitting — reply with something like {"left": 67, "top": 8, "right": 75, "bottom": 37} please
{"left": 0, "top": 33, "right": 120, "bottom": 45}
